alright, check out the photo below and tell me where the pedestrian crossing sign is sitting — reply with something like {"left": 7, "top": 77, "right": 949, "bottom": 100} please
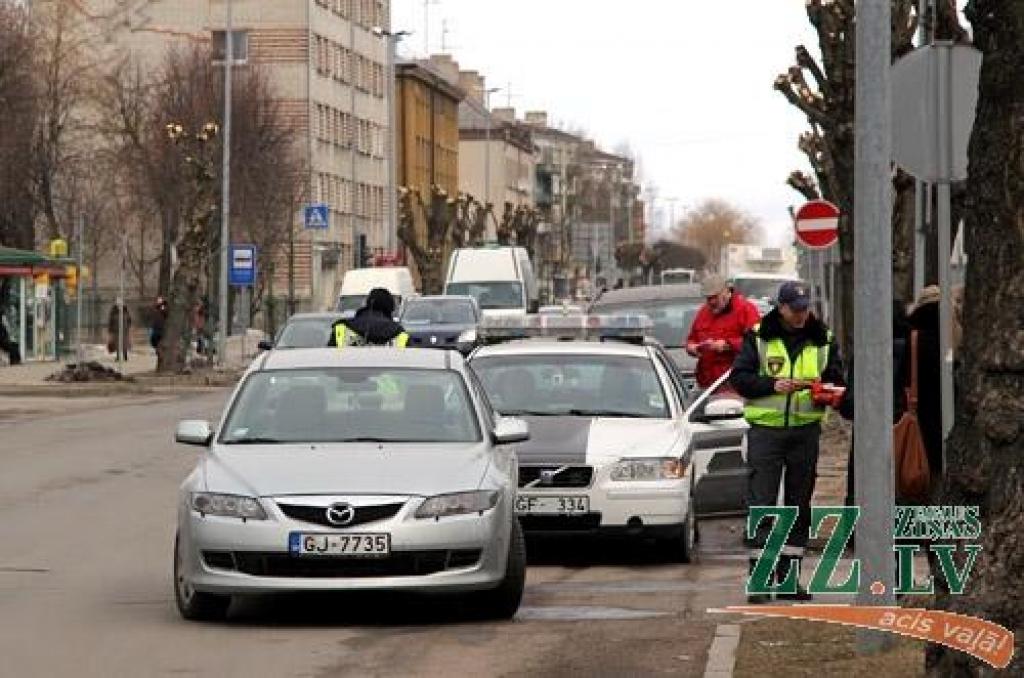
{"left": 304, "top": 204, "right": 330, "bottom": 230}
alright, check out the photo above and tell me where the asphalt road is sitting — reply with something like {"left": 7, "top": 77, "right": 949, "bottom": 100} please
{"left": 0, "top": 392, "right": 751, "bottom": 678}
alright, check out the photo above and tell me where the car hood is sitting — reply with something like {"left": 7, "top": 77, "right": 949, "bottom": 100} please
{"left": 404, "top": 323, "right": 475, "bottom": 336}
{"left": 204, "top": 444, "right": 491, "bottom": 497}
{"left": 517, "top": 417, "right": 680, "bottom": 465}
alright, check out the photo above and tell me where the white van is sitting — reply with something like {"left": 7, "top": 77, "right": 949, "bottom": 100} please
{"left": 336, "top": 267, "right": 417, "bottom": 316}
{"left": 444, "top": 246, "right": 538, "bottom": 317}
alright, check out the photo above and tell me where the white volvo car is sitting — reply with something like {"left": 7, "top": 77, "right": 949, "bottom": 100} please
{"left": 173, "top": 348, "right": 528, "bottom": 621}
{"left": 469, "top": 315, "right": 748, "bottom": 562}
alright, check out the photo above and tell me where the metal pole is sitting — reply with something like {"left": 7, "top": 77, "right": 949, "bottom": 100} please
{"left": 75, "top": 214, "right": 84, "bottom": 363}
{"left": 936, "top": 45, "right": 954, "bottom": 448}
{"left": 854, "top": 0, "right": 896, "bottom": 652}
{"left": 385, "top": 34, "right": 399, "bottom": 253}
{"left": 913, "top": 0, "right": 930, "bottom": 301}
{"left": 218, "top": 0, "right": 233, "bottom": 367}
{"left": 484, "top": 90, "right": 492, "bottom": 224}
{"left": 350, "top": 14, "right": 358, "bottom": 272}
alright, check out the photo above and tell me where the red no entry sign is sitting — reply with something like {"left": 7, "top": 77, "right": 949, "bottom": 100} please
{"left": 794, "top": 200, "right": 840, "bottom": 249}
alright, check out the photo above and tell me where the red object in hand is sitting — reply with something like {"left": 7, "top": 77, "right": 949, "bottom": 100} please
{"left": 811, "top": 380, "right": 846, "bottom": 408}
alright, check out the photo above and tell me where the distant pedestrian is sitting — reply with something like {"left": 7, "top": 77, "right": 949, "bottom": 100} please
{"left": 192, "top": 298, "right": 208, "bottom": 355}
{"left": 0, "top": 314, "right": 21, "bottom": 365}
{"left": 150, "top": 296, "right": 168, "bottom": 351}
{"left": 686, "top": 274, "right": 761, "bottom": 389}
{"left": 106, "top": 301, "right": 133, "bottom": 361}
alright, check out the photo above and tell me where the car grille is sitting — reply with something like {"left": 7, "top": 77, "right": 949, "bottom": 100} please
{"left": 519, "top": 465, "right": 593, "bottom": 488}
{"left": 202, "top": 550, "right": 482, "bottom": 578}
{"left": 518, "top": 513, "right": 602, "bottom": 532}
{"left": 277, "top": 502, "right": 405, "bottom": 528}
{"left": 408, "top": 334, "right": 457, "bottom": 347}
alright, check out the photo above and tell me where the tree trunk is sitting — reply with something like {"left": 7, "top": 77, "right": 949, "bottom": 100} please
{"left": 926, "top": 1, "right": 1024, "bottom": 674}
{"left": 892, "top": 171, "right": 916, "bottom": 304}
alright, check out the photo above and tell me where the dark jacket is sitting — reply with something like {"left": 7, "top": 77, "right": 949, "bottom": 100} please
{"left": 327, "top": 308, "right": 406, "bottom": 346}
{"left": 729, "top": 308, "right": 844, "bottom": 400}
{"left": 905, "top": 300, "right": 943, "bottom": 475}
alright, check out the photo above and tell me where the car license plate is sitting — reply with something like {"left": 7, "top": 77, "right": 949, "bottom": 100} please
{"left": 288, "top": 532, "right": 390, "bottom": 557}
{"left": 515, "top": 495, "right": 589, "bottom": 515}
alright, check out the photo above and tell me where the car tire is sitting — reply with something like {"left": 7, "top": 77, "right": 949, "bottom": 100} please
{"left": 466, "top": 519, "right": 526, "bottom": 620}
{"left": 659, "top": 499, "right": 698, "bottom": 564}
{"left": 174, "top": 533, "right": 230, "bottom": 622}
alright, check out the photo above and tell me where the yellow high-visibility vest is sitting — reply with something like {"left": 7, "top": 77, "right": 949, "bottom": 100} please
{"left": 334, "top": 325, "right": 409, "bottom": 349}
{"left": 743, "top": 325, "right": 831, "bottom": 427}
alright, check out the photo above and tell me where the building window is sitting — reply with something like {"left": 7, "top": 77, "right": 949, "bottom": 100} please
{"left": 212, "top": 30, "right": 249, "bottom": 63}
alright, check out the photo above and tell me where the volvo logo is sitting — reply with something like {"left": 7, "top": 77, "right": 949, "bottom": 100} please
{"left": 325, "top": 502, "right": 356, "bottom": 526}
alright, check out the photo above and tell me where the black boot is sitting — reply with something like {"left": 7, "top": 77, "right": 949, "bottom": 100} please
{"left": 774, "top": 555, "right": 813, "bottom": 602}
{"left": 746, "top": 558, "right": 772, "bottom": 604}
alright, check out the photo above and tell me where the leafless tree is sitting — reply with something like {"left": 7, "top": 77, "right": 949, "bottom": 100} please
{"left": 0, "top": 1, "right": 38, "bottom": 249}
{"left": 674, "top": 198, "right": 760, "bottom": 272}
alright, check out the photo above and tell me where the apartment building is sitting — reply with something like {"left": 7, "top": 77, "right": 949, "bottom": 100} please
{"left": 72, "top": 0, "right": 393, "bottom": 310}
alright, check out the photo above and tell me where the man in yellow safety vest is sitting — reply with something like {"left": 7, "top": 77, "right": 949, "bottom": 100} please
{"left": 328, "top": 287, "right": 409, "bottom": 348}
{"left": 729, "top": 281, "right": 844, "bottom": 604}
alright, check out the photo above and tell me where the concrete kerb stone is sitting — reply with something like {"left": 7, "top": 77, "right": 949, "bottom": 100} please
{"left": 704, "top": 624, "right": 741, "bottom": 678}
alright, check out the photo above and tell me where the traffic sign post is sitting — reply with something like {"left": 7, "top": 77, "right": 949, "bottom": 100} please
{"left": 228, "top": 245, "right": 256, "bottom": 362}
{"left": 304, "top": 204, "right": 330, "bottom": 230}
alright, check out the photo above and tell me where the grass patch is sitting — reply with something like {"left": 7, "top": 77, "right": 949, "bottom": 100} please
{"left": 733, "top": 617, "right": 924, "bottom": 677}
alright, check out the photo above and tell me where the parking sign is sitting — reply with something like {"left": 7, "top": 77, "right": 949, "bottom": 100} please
{"left": 228, "top": 245, "right": 256, "bottom": 286}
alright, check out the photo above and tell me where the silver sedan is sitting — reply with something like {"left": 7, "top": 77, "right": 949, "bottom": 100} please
{"left": 173, "top": 347, "right": 528, "bottom": 621}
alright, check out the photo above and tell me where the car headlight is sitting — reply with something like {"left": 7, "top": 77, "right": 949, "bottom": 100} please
{"left": 191, "top": 492, "right": 267, "bottom": 520}
{"left": 415, "top": 490, "right": 498, "bottom": 518}
{"left": 457, "top": 329, "right": 477, "bottom": 343}
{"left": 610, "top": 458, "right": 687, "bottom": 481}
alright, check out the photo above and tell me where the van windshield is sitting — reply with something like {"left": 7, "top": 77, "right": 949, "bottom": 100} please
{"left": 446, "top": 282, "right": 523, "bottom": 310}
{"left": 731, "top": 277, "right": 795, "bottom": 302}
{"left": 337, "top": 294, "right": 402, "bottom": 314}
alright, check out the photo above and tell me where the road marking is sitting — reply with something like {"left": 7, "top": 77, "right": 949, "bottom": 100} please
{"left": 704, "top": 623, "right": 741, "bottom": 678}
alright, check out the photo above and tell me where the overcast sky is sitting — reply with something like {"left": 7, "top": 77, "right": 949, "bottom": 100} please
{"left": 393, "top": 0, "right": 823, "bottom": 245}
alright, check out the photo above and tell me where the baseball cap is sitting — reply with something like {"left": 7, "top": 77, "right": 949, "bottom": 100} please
{"left": 778, "top": 281, "right": 811, "bottom": 311}
{"left": 701, "top": 274, "right": 728, "bottom": 297}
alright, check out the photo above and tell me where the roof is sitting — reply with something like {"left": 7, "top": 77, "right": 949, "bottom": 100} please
{"left": 591, "top": 283, "right": 703, "bottom": 306}
{"left": 472, "top": 339, "right": 651, "bottom": 360}
{"left": 0, "top": 246, "right": 73, "bottom": 275}
{"left": 254, "top": 347, "right": 461, "bottom": 372}
{"left": 396, "top": 61, "right": 466, "bottom": 102}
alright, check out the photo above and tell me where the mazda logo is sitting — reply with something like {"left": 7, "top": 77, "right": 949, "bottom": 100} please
{"left": 325, "top": 502, "right": 356, "bottom": 526}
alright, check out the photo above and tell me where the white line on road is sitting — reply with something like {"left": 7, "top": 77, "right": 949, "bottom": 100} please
{"left": 704, "top": 623, "right": 741, "bottom": 678}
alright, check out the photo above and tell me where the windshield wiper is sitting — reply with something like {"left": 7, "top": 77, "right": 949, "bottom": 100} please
{"left": 498, "top": 410, "right": 558, "bottom": 417}
{"left": 222, "top": 436, "right": 284, "bottom": 445}
{"left": 561, "top": 409, "right": 650, "bottom": 418}
{"left": 334, "top": 437, "right": 395, "bottom": 443}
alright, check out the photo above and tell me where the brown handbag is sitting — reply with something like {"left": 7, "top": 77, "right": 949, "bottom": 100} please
{"left": 894, "top": 330, "right": 931, "bottom": 501}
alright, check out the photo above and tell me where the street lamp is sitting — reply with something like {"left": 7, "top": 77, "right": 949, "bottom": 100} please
{"left": 483, "top": 87, "right": 501, "bottom": 229}
{"left": 372, "top": 26, "right": 411, "bottom": 255}
{"left": 218, "top": 0, "right": 234, "bottom": 368}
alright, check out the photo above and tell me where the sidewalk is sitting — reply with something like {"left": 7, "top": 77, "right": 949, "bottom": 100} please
{"left": 0, "top": 330, "right": 265, "bottom": 394}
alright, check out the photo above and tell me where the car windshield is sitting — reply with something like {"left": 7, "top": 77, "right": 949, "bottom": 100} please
{"left": 220, "top": 368, "right": 481, "bottom": 444}
{"left": 337, "top": 295, "right": 365, "bottom": 313}
{"left": 732, "top": 278, "right": 794, "bottom": 302}
{"left": 592, "top": 300, "right": 700, "bottom": 348}
{"left": 471, "top": 354, "right": 669, "bottom": 419}
{"left": 275, "top": 318, "right": 335, "bottom": 348}
{"left": 401, "top": 300, "right": 476, "bottom": 325}
{"left": 445, "top": 282, "right": 523, "bottom": 310}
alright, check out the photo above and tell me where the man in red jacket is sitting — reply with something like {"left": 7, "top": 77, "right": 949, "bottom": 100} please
{"left": 686, "top": 274, "right": 761, "bottom": 388}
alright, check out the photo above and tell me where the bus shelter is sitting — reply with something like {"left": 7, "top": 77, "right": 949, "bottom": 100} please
{"left": 0, "top": 246, "right": 75, "bottom": 362}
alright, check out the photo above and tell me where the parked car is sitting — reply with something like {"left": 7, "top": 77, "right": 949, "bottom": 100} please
{"left": 398, "top": 295, "right": 481, "bottom": 354}
{"left": 336, "top": 267, "right": 417, "bottom": 317}
{"left": 257, "top": 313, "right": 344, "bottom": 351}
{"left": 173, "top": 347, "right": 528, "bottom": 621}
{"left": 444, "top": 246, "right": 538, "bottom": 317}
{"left": 588, "top": 284, "right": 703, "bottom": 390}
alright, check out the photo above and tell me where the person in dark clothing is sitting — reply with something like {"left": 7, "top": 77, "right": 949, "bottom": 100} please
{"left": 107, "top": 301, "right": 133, "bottom": 361}
{"left": 327, "top": 287, "right": 409, "bottom": 348}
{"left": 730, "top": 281, "right": 844, "bottom": 604}
{"left": 905, "top": 287, "right": 944, "bottom": 483}
{"left": 150, "top": 297, "right": 168, "bottom": 351}
{"left": 0, "top": 315, "right": 21, "bottom": 365}
{"left": 839, "top": 300, "right": 910, "bottom": 505}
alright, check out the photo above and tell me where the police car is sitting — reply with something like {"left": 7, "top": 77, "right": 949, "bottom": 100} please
{"left": 468, "top": 315, "right": 748, "bottom": 562}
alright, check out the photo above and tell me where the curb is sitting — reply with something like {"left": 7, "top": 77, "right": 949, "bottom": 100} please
{"left": 704, "top": 624, "right": 741, "bottom": 677}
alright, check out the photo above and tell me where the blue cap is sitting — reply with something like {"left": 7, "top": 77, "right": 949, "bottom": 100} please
{"left": 778, "top": 281, "right": 811, "bottom": 311}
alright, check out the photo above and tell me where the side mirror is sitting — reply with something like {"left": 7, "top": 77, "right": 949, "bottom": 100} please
{"left": 699, "top": 398, "right": 745, "bottom": 423}
{"left": 257, "top": 340, "right": 273, "bottom": 352}
{"left": 492, "top": 417, "right": 529, "bottom": 445}
{"left": 176, "top": 420, "right": 213, "bottom": 446}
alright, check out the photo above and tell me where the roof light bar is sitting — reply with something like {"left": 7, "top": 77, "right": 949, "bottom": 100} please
{"left": 479, "top": 314, "right": 653, "bottom": 342}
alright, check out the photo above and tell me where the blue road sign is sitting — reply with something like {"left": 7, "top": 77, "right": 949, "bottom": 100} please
{"left": 305, "top": 204, "right": 329, "bottom": 230}
{"left": 228, "top": 244, "right": 256, "bottom": 286}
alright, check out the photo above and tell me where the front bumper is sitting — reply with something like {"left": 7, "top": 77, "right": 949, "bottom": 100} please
{"left": 178, "top": 498, "right": 509, "bottom": 595}
{"left": 516, "top": 471, "right": 691, "bottom": 537}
